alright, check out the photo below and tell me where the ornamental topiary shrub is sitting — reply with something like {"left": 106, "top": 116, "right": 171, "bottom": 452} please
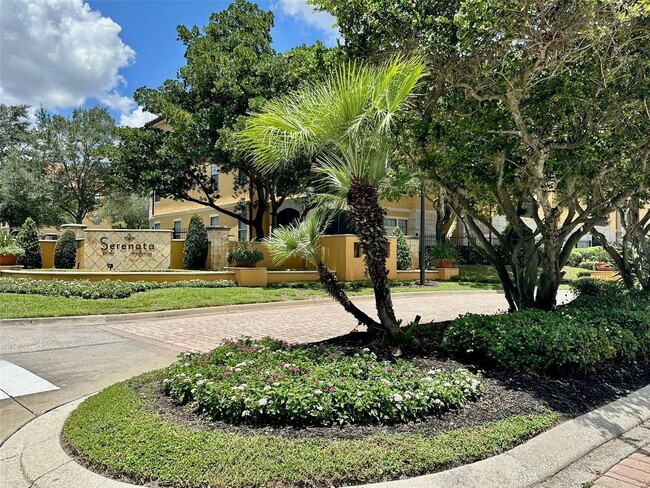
{"left": 394, "top": 228, "right": 411, "bottom": 270}
{"left": 54, "top": 230, "right": 77, "bottom": 269}
{"left": 16, "top": 218, "right": 42, "bottom": 269}
{"left": 183, "top": 214, "right": 209, "bottom": 270}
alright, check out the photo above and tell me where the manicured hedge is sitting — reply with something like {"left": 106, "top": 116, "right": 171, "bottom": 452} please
{"left": 442, "top": 280, "right": 649, "bottom": 373}
{"left": 0, "top": 278, "right": 236, "bottom": 299}
{"left": 165, "top": 337, "right": 483, "bottom": 426}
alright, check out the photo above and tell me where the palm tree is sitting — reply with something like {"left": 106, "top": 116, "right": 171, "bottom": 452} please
{"left": 265, "top": 211, "right": 379, "bottom": 328}
{"left": 238, "top": 57, "right": 426, "bottom": 339}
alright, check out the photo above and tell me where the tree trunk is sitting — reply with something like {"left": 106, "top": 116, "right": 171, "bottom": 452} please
{"left": 347, "top": 179, "right": 402, "bottom": 338}
{"left": 317, "top": 264, "right": 380, "bottom": 329}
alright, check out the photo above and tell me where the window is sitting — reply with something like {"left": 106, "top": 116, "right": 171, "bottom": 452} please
{"left": 210, "top": 164, "right": 220, "bottom": 192}
{"left": 153, "top": 222, "right": 161, "bottom": 230}
{"left": 238, "top": 221, "right": 248, "bottom": 241}
{"left": 596, "top": 216, "right": 610, "bottom": 227}
{"left": 238, "top": 170, "right": 248, "bottom": 186}
{"left": 173, "top": 220, "right": 181, "bottom": 239}
{"left": 384, "top": 217, "right": 407, "bottom": 235}
{"left": 210, "top": 215, "right": 219, "bottom": 227}
{"left": 154, "top": 192, "right": 161, "bottom": 203}
{"left": 353, "top": 242, "right": 361, "bottom": 258}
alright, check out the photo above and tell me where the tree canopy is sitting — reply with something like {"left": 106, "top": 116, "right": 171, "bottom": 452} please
{"left": 114, "top": 0, "right": 338, "bottom": 238}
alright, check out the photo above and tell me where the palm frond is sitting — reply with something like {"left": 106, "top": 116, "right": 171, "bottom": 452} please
{"left": 264, "top": 211, "right": 333, "bottom": 267}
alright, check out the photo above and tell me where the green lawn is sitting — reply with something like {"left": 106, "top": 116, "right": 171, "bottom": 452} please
{"left": 0, "top": 282, "right": 500, "bottom": 319}
{"left": 63, "top": 373, "right": 558, "bottom": 488}
{"left": 456, "top": 264, "right": 584, "bottom": 283}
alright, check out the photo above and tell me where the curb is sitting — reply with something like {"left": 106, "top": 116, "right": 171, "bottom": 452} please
{"left": 1, "top": 384, "right": 648, "bottom": 488}
{"left": 0, "top": 289, "right": 504, "bottom": 327}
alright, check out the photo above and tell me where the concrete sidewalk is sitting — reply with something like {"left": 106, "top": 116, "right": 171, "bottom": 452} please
{"left": 1, "top": 385, "right": 648, "bottom": 488}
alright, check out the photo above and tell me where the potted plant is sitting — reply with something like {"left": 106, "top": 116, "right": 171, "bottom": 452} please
{"left": 0, "top": 232, "right": 25, "bottom": 266}
{"left": 427, "top": 241, "right": 458, "bottom": 269}
{"left": 594, "top": 262, "right": 613, "bottom": 272}
{"left": 227, "top": 242, "right": 264, "bottom": 267}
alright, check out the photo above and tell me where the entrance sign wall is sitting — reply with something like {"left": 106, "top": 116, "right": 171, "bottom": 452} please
{"left": 84, "top": 229, "right": 173, "bottom": 271}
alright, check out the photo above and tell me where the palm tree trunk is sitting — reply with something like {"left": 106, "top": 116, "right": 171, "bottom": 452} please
{"left": 317, "top": 264, "right": 380, "bottom": 329}
{"left": 347, "top": 179, "right": 402, "bottom": 338}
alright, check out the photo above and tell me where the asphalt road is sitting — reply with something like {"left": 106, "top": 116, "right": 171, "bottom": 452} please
{"left": 0, "top": 322, "right": 177, "bottom": 441}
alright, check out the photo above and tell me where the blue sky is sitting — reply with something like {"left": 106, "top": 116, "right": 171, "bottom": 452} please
{"left": 0, "top": 0, "right": 338, "bottom": 126}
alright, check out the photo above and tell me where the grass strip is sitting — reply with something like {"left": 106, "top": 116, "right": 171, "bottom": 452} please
{"left": 63, "top": 373, "right": 558, "bottom": 488}
{"left": 0, "top": 282, "right": 501, "bottom": 319}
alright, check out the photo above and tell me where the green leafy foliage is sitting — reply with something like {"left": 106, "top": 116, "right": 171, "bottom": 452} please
{"left": 443, "top": 282, "right": 650, "bottom": 373}
{"left": 165, "top": 337, "right": 483, "bottom": 426}
{"left": 183, "top": 214, "right": 209, "bottom": 270}
{"left": 426, "top": 241, "right": 458, "bottom": 265}
{"left": 394, "top": 228, "right": 412, "bottom": 270}
{"left": 15, "top": 218, "right": 41, "bottom": 268}
{"left": 0, "top": 278, "right": 236, "bottom": 299}
{"left": 567, "top": 247, "right": 610, "bottom": 267}
{"left": 114, "top": 0, "right": 335, "bottom": 238}
{"left": 53, "top": 230, "right": 77, "bottom": 269}
{"left": 0, "top": 231, "right": 24, "bottom": 257}
{"left": 227, "top": 242, "right": 264, "bottom": 266}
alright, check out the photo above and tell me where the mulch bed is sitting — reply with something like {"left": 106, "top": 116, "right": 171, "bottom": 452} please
{"left": 137, "top": 330, "right": 650, "bottom": 441}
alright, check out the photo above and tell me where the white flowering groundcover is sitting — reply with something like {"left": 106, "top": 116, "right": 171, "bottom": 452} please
{"left": 164, "top": 337, "right": 483, "bottom": 426}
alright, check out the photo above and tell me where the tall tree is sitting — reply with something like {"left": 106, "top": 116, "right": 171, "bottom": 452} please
{"left": 94, "top": 190, "right": 149, "bottom": 229}
{"left": 239, "top": 57, "right": 426, "bottom": 339}
{"left": 0, "top": 105, "right": 60, "bottom": 228}
{"left": 34, "top": 107, "right": 115, "bottom": 224}
{"left": 318, "top": 0, "right": 650, "bottom": 311}
{"left": 0, "top": 104, "right": 30, "bottom": 159}
{"left": 114, "top": 0, "right": 337, "bottom": 239}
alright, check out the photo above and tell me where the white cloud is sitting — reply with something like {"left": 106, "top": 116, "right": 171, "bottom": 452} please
{"left": 120, "top": 106, "right": 156, "bottom": 128}
{"left": 0, "top": 0, "right": 135, "bottom": 115}
{"left": 274, "top": 0, "right": 338, "bottom": 45}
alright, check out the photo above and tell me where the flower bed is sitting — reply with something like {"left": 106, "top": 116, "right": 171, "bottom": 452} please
{"left": 165, "top": 337, "right": 483, "bottom": 426}
{"left": 0, "top": 277, "right": 236, "bottom": 299}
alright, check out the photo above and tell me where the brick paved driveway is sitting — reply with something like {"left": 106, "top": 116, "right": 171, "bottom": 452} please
{"left": 101, "top": 291, "right": 570, "bottom": 353}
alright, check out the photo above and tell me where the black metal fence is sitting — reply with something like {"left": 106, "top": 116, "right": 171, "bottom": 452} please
{"left": 417, "top": 235, "right": 500, "bottom": 266}
{"left": 173, "top": 228, "right": 188, "bottom": 240}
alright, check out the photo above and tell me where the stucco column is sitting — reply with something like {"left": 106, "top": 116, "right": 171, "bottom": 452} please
{"left": 206, "top": 226, "right": 231, "bottom": 270}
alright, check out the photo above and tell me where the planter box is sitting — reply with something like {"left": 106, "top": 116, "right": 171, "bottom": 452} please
{"left": 435, "top": 258, "right": 454, "bottom": 269}
{"left": 0, "top": 255, "right": 18, "bottom": 266}
{"left": 594, "top": 262, "right": 613, "bottom": 272}
{"left": 232, "top": 267, "right": 268, "bottom": 287}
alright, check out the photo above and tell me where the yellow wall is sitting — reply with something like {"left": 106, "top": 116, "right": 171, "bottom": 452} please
{"left": 39, "top": 241, "right": 55, "bottom": 269}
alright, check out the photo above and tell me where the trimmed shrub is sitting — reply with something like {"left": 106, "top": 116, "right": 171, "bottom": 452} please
{"left": 442, "top": 280, "right": 649, "bottom": 373}
{"left": 0, "top": 278, "right": 236, "bottom": 299}
{"left": 578, "top": 260, "right": 598, "bottom": 270}
{"left": 16, "top": 218, "right": 42, "bottom": 269}
{"left": 183, "top": 214, "right": 209, "bottom": 270}
{"left": 568, "top": 246, "right": 609, "bottom": 267}
{"left": 54, "top": 230, "right": 77, "bottom": 269}
{"left": 165, "top": 337, "right": 483, "bottom": 426}
{"left": 394, "top": 228, "right": 411, "bottom": 270}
